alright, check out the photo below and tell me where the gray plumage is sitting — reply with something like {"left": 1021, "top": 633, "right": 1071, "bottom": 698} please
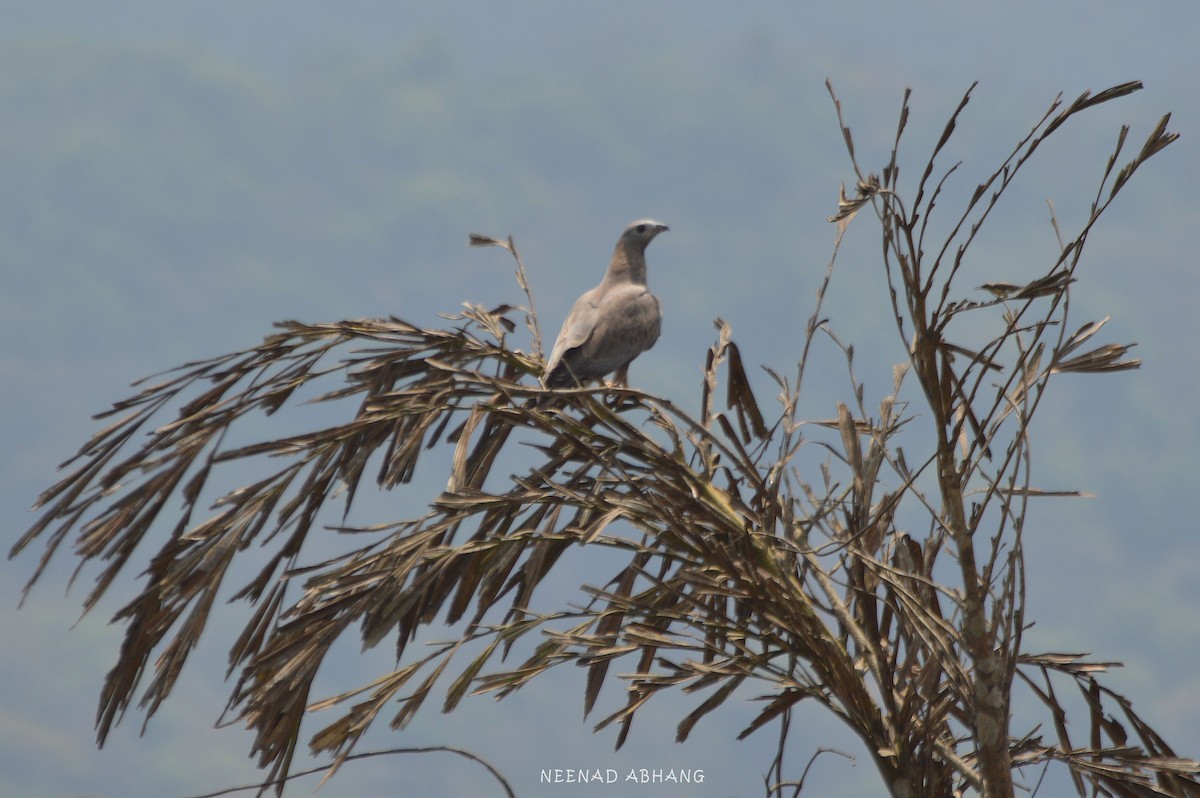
{"left": 542, "top": 219, "right": 668, "bottom": 391}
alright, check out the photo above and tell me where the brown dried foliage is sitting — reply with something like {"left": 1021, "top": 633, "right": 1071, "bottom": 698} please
{"left": 12, "top": 82, "right": 1195, "bottom": 798}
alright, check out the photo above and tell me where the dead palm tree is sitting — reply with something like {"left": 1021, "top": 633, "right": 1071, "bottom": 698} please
{"left": 12, "top": 81, "right": 1196, "bottom": 798}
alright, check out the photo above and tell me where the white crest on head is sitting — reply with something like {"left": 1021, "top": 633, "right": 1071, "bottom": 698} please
{"left": 620, "top": 219, "right": 669, "bottom": 248}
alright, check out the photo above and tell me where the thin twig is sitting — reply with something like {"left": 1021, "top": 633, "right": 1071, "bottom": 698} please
{"left": 181, "top": 745, "right": 516, "bottom": 798}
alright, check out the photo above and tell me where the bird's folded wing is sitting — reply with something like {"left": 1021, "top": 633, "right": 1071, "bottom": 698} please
{"left": 545, "top": 292, "right": 601, "bottom": 374}
{"left": 581, "top": 288, "right": 660, "bottom": 361}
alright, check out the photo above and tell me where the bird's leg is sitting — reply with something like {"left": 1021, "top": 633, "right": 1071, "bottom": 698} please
{"left": 604, "top": 365, "right": 639, "bottom": 409}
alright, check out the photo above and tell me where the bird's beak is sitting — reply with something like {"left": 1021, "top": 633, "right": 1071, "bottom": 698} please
{"left": 655, "top": 224, "right": 669, "bottom": 234}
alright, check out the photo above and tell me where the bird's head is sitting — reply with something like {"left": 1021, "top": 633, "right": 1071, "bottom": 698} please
{"left": 619, "top": 219, "right": 669, "bottom": 252}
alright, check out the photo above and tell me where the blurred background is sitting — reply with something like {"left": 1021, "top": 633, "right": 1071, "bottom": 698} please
{"left": 2, "top": 2, "right": 1197, "bottom": 796}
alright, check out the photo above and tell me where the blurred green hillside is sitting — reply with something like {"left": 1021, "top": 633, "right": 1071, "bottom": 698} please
{"left": 3, "top": 35, "right": 1190, "bottom": 504}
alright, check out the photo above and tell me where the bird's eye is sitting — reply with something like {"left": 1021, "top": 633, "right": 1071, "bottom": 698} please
{"left": 636, "top": 224, "right": 647, "bottom": 234}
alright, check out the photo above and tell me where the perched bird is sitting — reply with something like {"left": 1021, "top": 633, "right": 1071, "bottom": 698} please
{"left": 542, "top": 219, "right": 668, "bottom": 394}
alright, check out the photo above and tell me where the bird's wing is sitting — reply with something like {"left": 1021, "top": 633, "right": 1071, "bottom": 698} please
{"left": 543, "top": 287, "right": 602, "bottom": 380}
{"left": 581, "top": 286, "right": 661, "bottom": 365}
